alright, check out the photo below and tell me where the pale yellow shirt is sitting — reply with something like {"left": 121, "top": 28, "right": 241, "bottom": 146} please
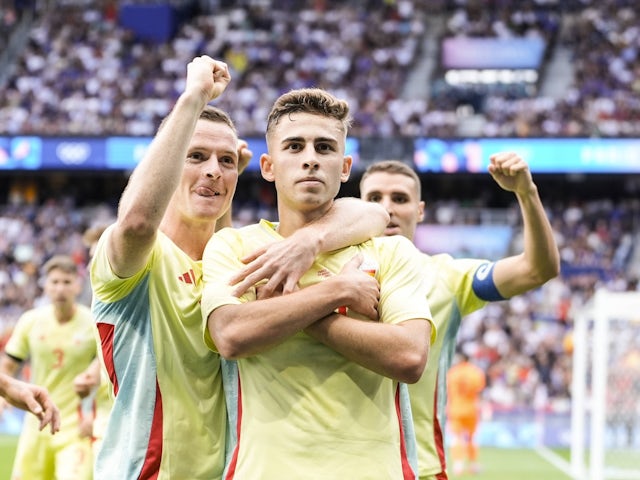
{"left": 202, "top": 220, "right": 435, "bottom": 480}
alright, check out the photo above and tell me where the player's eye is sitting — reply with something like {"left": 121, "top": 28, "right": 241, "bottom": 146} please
{"left": 316, "top": 143, "right": 335, "bottom": 153}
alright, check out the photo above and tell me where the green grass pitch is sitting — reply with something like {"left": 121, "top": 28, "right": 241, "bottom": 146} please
{"left": 0, "top": 434, "right": 18, "bottom": 480}
{"left": 0, "top": 434, "right": 573, "bottom": 480}
{"left": 448, "top": 447, "right": 572, "bottom": 479}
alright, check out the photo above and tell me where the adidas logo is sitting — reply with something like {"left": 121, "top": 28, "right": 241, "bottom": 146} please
{"left": 178, "top": 269, "right": 197, "bottom": 284}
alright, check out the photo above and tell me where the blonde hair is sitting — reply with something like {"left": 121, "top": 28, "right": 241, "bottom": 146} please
{"left": 82, "top": 224, "right": 108, "bottom": 248}
{"left": 158, "top": 105, "right": 237, "bottom": 135}
{"left": 360, "top": 160, "right": 421, "bottom": 199}
{"left": 42, "top": 255, "right": 78, "bottom": 276}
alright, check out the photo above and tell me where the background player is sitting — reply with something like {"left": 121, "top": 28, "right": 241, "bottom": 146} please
{"left": 446, "top": 350, "right": 487, "bottom": 475}
{"left": 0, "top": 255, "right": 97, "bottom": 480}
{"left": 359, "top": 154, "right": 559, "bottom": 479}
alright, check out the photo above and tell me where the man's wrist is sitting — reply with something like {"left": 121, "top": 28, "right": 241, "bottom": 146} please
{"left": 293, "top": 227, "right": 323, "bottom": 256}
{"left": 515, "top": 184, "right": 540, "bottom": 204}
{"left": 176, "top": 91, "right": 209, "bottom": 113}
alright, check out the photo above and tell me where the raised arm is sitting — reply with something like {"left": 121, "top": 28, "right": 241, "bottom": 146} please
{"left": 230, "top": 198, "right": 389, "bottom": 298}
{"left": 488, "top": 152, "right": 560, "bottom": 298}
{"left": 107, "top": 56, "right": 231, "bottom": 277}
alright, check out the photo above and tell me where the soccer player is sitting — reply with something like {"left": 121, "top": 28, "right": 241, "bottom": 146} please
{"left": 0, "top": 373, "right": 60, "bottom": 434}
{"left": 90, "top": 57, "right": 388, "bottom": 479}
{"left": 202, "top": 87, "right": 434, "bottom": 479}
{"left": 359, "top": 156, "right": 560, "bottom": 479}
{"left": 0, "top": 254, "right": 97, "bottom": 479}
{"left": 446, "top": 351, "right": 486, "bottom": 475}
{"left": 73, "top": 224, "right": 113, "bottom": 458}
{"left": 73, "top": 355, "right": 112, "bottom": 458}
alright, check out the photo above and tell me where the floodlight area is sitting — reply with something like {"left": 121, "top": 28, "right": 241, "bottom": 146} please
{"left": 445, "top": 69, "right": 539, "bottom": 85}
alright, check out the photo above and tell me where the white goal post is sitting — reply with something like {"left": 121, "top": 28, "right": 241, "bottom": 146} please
{"left": 571, "top": 289, "right": 640, "bottom": 480}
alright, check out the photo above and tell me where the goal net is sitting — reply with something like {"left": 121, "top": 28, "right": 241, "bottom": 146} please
{"left": 571, "top": 289, "right": 640, "bottom": 480}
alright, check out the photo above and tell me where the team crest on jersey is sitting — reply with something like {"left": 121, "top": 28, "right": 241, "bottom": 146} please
{"left": 73, "top": 332, "right": 89, "bottom": 344}
{"left": 317, "top": 268, "right": 332, "bottom": 278}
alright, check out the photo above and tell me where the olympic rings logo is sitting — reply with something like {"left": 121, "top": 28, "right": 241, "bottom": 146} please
{"left": 56, "top": 142, "right": 91, "bottom": 164}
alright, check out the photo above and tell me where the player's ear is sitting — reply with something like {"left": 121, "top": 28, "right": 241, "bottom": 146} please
{"left": 340, "top": 155, "right": 352, "bottom": 183}
{"left": 260, "top": 153, "right": 275, "bottom": 183}
{"left": 417, "top": 200, "right": 425, "bottom": 222}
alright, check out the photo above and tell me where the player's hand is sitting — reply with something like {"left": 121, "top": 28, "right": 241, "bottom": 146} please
{"left": 73, "top": 370, "right": 100, "bottom": 398}
{"left": 230, "top": 229, "right": 320, "bottom": 299}
{"left": 0, "top": 396, "right": 9, "bottom": 416}
{"left": 78, "top": 414, "right": 94, "bottom": 439}
{"left": 237, "top": 139, "right": 252, "bottom": 174}
{"left": 335, "top": 254, "right": 380, "bottom": 321}
{"left": 488, "top": 152, "right": 534, "bottom": 195}
{"left": 186, "top": 55, "right": 231, "bottom": 104}
{"left": 255, "top": 283, "right": 283, "bottom": 299}
{"left": 2, "top": 380, "right": 60, "bottom": 434}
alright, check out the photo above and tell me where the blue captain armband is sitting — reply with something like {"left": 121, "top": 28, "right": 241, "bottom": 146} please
{"left": 471, "top": 262, "right": 506, "bottom": 301}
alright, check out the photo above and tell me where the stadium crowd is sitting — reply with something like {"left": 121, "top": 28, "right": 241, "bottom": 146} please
{"left": 1, "top": 0, "right": 639, "bottom": 137}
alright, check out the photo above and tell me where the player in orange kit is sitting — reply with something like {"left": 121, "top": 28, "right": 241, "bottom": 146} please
{"left": 446, "top": 351, "right": 487, "bottom": 476}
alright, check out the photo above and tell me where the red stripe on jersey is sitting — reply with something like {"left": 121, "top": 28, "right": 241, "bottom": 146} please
{"left": 97, "top": 322, "right": 119, "bottom": 395}
{"left": 435, "top": 468, "right": 449, "bottom": 479}
{"left": 433, "top": 380, "right": 448, "bottom": 479}
{"left": 138, "top": 382, "right": 163, "bottom": 480}
{"left": 396, "top": 385, "right": 416, "bottom": 480}
{"left": 224, "top": 376, "right": 243, "bottom": 479}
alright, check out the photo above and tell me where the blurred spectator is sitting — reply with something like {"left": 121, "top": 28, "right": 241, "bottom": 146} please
{"left": 2, "top": 1, "right": 638, "bottom": 137}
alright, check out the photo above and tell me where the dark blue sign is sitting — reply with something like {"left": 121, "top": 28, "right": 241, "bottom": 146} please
{"left": 41, "top": 138, "right": 105, "bottom": 169}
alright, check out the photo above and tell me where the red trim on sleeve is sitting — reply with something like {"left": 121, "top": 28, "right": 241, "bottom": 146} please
{"left": 396, "top": 386, "right": 416, "bottom": 480}
{"left": 96, "top": 322, "right": 118, "bottom": 395}
{"left": 224, "top": 376, "right": 243, "bottom": 479}
{"left": 434, "top": 378, "right": 449, "bottom": 479}
{"left": 138, "top": 382, "right": 163, "bottom": 480}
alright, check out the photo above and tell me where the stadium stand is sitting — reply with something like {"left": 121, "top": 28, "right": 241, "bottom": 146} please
{"left": 2, "top": 0, "right": 638, "bottom": 137}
